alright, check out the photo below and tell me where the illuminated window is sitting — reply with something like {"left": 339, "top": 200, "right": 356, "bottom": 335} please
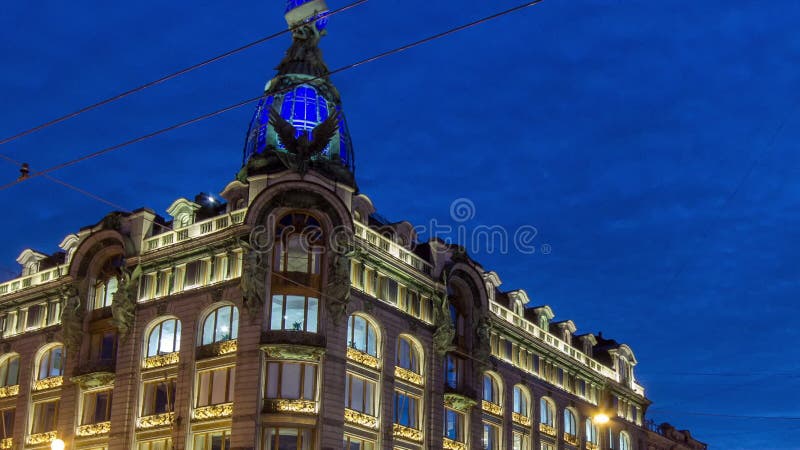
{"left": 265, "top": 361, "right": 317, "bottom": 400}
{"left": 444, "top": 354, "right": 465, "bottom": 390}
{"left": 0, "top": 355, "right": 19, "bottom": 388}
{"left": 183, "top": 260, "right": 206, "bottom": 289}
{"left": 25, "top": 304, "right": 44, "bottom": 329}
{"left": 393, "top": 390, "right": 420, "bottom": 429}
{"left": 274, "top": 214, "right": 323, "bottom": 276}
{"left": 443, "top": 408, "right": 465, "bottom": 442}
{"left": 347, "top": 315, "right": 379, "bottom": 357}
{"left": 196, "top": 367, "right": 235, "bottom": 407}
{"left": 513, "top": 385, "right": 529, "bottom": 417}
{"left": 396, "top": 336, "right": 420, "bottom": 374}
{"left": 483, "top": 373, "right": 502, "bottom": 405}
{"left": 30, "top": 399, "right": 59, "bottom": 434}
{"left": 193, "top": 430, "right": 230, "bottom": 450}
{"left": 37, "top": 345, "right": 64, "bottom": 380}
{"left": 564, "top": 408, "right": 577, "bottom": 439}
{"left": 137, "top": 438, "right": 172, "bottom": 450}
{"left": 146, "top": 319, "right": 181, "bottom": 357}
{"left": 81, "top": 390, "right": 112, "bottom": 425}
{"left": 585, "top": 419, "right": 599, "bottom": 445}
{"left": 269, "top": 295, "right": 319, "bottom": 332}
{"left": 344, "top": 373, "right": 376, "bottom": 415}
{"left": 93, "top": 276, "right": 118, "bottom": 310}
{"left": 620, "top": 431, "right": 631, "bottom": 450}
{"left": 540, "top": 398, "right": 555, "bottom": 427}
{"left": 200, "top": 306, "right": 239, "bottom": 346}
{"left": 541, "top": 443, "right": 555, "bottom": 450}
{"left": 483, "top": 422, "right": 501, "bottom": 450}
{"left": 141, "top": 379, "right": 176, "bottom": 416}
{"left": 343, "top": 435, "right": 375, "bottom": 450}
{"left": 264, "top": 428, "right": 313, "bottom": 450}
{"left": 513, "top": 431, "right": 531, "bottom": 450}
{"left": 402, "top": 289, "right": 421, "bottom": 317}
{"left": 1, "top": 407, "right": 14, "bottom": 440}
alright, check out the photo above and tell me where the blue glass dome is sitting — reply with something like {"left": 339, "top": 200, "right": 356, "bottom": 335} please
{"left": 243, "top": 83, "right": 355, "bottom": 172}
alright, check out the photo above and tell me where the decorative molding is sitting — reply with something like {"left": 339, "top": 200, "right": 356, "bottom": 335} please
{"left": 539, "top": 423, "right": 557, "bottom": 437}
{"left": 394, "top": 367, "right": 423, "bottom": 386}
{"left": 70, "top": 372, "right": 115, "bottom": 389}
{"left": 76, "top": 421, "right": 111, "bottom": 437}
{"left": 392, "top": 423, "right": 423, "bottom": 443}
{"left": 343, "top": 408, "right": 378, "bottom": 430}
{"left": 25, "top": 431, "right": 57, "bottom": 446}
{"left": 443, "top": 437, "right": 467, "bottom": 450}
{"left": 564, "top": 433, "right": 579, "bottom": 446}
{"left": 346, "top": 347, "right": 379, "bottom": 370}
{"left": 143, "top": 352, "right": 180, "bottom": 369}
{"left": 263, "top": 399, "right": 317, "bottom": 414}
{"left": 137, "top": 412, "right": 175, "bottom": 430}
{"left": 260, "top": 344, "right": 325, "bottom": 362}
{"left": 0, "top": 384, "right": 19, "bottom": 398}
{"left": 192, "top": 402, "right": 233, "bottom": 421}
{"left": 0, "top": 438, "right": 11, "bottom": 449}
{"left": 482, "top": 400, "right": 502, "bottom": 416}
{"left": 512, "top": 412, "right": 532, "bottom": 427}
{"left": 32, "top": 376, "right": 63, "bottom": 391}
{"left": 197, "top": 339, "right": 238, "bottom": 359}
{"left": 443, "top": 393, "right": 477, "bottom": 412}
{"left": 218, "top": 339, "right": 238, "bottom": 355}
{"left": 585, "top": 443, "right": 600, "bottom": 450}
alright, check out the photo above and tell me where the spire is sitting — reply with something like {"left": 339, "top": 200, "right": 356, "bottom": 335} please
{"left": 240, "top": 0, "right": 355, "bottom": 187}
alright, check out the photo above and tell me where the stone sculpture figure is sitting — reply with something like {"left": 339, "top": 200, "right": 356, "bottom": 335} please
{"left": 60, "top": 283, "right": 84, "bottom": 354}
{"left": 111, "top": 265, "right": 141, "bottom": 339}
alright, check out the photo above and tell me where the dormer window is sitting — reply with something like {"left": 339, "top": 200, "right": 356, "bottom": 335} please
{"left": 512, "top": 300, "right": 524, "bottom": 316}
{"left": 538, "top": 316, "right": 548, "bottom": 330}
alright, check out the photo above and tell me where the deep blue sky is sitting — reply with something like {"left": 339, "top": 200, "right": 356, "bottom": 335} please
{"left": 2, "top": 1, "right": 799, "bottom": 448}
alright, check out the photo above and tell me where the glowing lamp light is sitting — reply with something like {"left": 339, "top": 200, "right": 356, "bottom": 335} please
{"left": 51, "top": 439, "right": 65, "bottom": 450}
{"left": 593, "top": 413, "right": 610, "bottom": 425}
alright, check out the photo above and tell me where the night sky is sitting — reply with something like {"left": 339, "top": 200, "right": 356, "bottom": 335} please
{"left": 2, "top": 1, "right": 799, "bottom": 448}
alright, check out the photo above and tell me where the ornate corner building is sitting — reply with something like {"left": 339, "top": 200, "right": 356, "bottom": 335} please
{"left": 0, "top": 2, "right": 708, "bottom": 450}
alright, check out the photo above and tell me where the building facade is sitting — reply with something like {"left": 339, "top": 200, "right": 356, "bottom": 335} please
{"left": 0, "top": 2, "right": 708, "bottom": 450}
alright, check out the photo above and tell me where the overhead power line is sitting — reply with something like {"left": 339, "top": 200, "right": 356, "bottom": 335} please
{"left": 0, "top": 0, "right": 370, "bottom": 148}
{"left": 648, "top": 409, "right": 800, "bottom": 421}
{"left": 0, "top": 0, "right": 546, "bottom": 195}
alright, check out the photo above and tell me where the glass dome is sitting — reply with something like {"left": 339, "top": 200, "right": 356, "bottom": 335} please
{"left": 285, "top": 0, "right": 329, "bottom": 33}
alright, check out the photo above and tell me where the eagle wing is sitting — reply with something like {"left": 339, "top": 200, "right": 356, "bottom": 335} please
{"left": 268, "top": 109, "right": 298, "bottom": 153}
{"left": 308, "top": 109, "right": 340, "bottom": 156}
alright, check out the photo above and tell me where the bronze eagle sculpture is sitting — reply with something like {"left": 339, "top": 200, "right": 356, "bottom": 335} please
{"left": 269, "top": 108, "right": 339, "bottom": 176}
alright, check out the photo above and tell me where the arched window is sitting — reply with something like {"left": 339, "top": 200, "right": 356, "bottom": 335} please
{"left": 0, "top": 354, "right": 19, "bottom": 387}
{"left": 37, "top": 345, "right": 64, "bottom": 380}
{"left": 92, "top": 276, "right": 118, "bottom": 309}
{"left": 274, "top": 213, "right": 323, "bottom": 274}
{"left": 539, "top": 397, "right": 555, "bottom": 427}
{"left": 396, "top": 336, "right": 420, "bottom": 373}
{"left": 483, "top": 373, "right": 502, "bottom": 405}
{"left": 512, "top": 385, "right": 529, "bottom": 417}
{"left": 620, "top": 431, "right": 631, "bottom": 450}
{"left": 146, "top": 318, "right": 182, "bottom": 357}
{"left": 564, "top": 408, "right": 577, "bottom": 438}
{"left": 200, "top": 305, "right": 239, "bottom": 346}
{"left": 585, "top": 418, "right": 599, "bottom": 445}
{"left": 347, "top": 314, "right": 379, "bottom": 357}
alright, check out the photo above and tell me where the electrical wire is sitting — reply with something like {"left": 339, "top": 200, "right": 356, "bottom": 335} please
{"left": 0, "top": 0, "right": 370, "bottom": 148}
{"left": 647, "top": 410, "right": 800, "bottom": 421}
{"left": 0, "top": 0, "right": 546, "bottom": 193}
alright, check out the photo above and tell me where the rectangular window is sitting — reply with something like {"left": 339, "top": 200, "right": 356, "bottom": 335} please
{"left": 380, "top": 277, "right": 398, "bottom": 304}
{"left": 193, "top": 430, "right": 230, "bottom": 450}
{"left": 1, "top": 408, "right": 14, "bottom": 439}
{"left": 263, "top": 428, "right": 313, "bottom": 450}
{"left": 445, "top": 354, "right": 465, "bottom": 389}
{"left": 196, "top": 367, "right": 235, "bottom": 407}
{"left": 137, "top": 438, "right": 172, "bottom": 450}
{"left": 443, "top": 408, "right": 465, "bottom": 442}
{"left": 90, "top": 331, "right": 117, "bottom": 363}
{"left": 350, "top": 261, "right": 363, "bottom": 289}
{"left": 139, "top": 273, "right": 154, "bottom": 301}
{"left": 344, "top": 373, "right": 376, "bottom": 415}
{"left": 343, "top": 435, "right": 375, "bottom": 450}
{"left": 82, "top": 390, "right": 113, "bottom": 425}
{"left": 31, "top": 400, "right": 59, "bottom": 434}
{"left": 184, "top": 260, "right": 205, "bottom": 289}
{"left": 513, "top": 432, "right": 530, "bottom": 450}
{"left": 541, "top": 443, "right": 555, "bottom": 450}
{"left": 393, "top": 391, "right": 420, "bottom": 429}
{"left": 265, "top": 362, "right": 317, "bottom": 400}
{"left": 404, "top": 289, "right": 420, "bottom": 317}
{"left": 141, "top": 379, "right": 176, "bottom": 416}
{"left": 483, "top": 422, "right": 501, "bottom": 450}
{"left": 25, "top": 304, "right": 43, "bottom": 330}
{"left": 269, "top": 295, "right": 319, "bottom": 332}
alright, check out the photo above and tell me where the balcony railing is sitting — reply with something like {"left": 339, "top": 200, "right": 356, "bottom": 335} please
{"left": 144, "top": 209, "right": 246, "bottom": 253}
{"left": 0, "top": 264, "right": 68, "bottom": 298}
{"left": 354, "top": 224, "right": 433, "bottom": 275}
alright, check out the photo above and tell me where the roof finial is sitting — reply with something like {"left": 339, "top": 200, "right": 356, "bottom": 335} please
{"left": 285, "top": 0, "right": 329, "bottom": 33}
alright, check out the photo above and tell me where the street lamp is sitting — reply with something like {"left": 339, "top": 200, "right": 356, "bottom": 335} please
{"left": 593, "top": 413, "right": 610, "bottom": 425}
{"left": 51, "top": 438, "right": 65, "bottom": 450}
